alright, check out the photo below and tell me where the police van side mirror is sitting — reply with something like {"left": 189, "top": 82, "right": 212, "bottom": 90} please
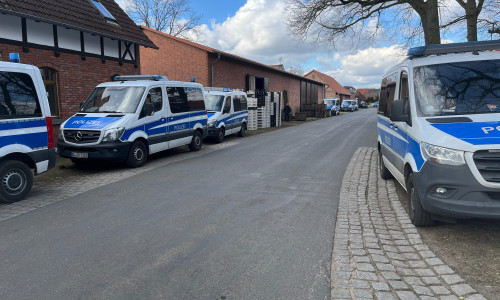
{"left": 390, "top": 100, "right": 411, "bottom": 126}
{"left": 140, "top": 103, "right": 154, "bottom": 118}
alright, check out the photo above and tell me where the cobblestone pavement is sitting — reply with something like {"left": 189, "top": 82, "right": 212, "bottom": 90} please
{"left": 0, "top": 141, "right": 238, "bottom": 222}
{"left": 331, "top": 147, "right": 487, "bottom": 300}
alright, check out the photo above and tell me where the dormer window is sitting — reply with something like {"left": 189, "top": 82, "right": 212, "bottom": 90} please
{"left": 89, "top": 0, "right": 118, "bottom": 24}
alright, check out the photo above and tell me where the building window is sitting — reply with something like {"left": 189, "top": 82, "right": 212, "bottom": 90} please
{"left": 40, "top": 68, "right": 59, "bottom": 116}
{"left": 89, "top": 0, "right": 118, "bottom": 24}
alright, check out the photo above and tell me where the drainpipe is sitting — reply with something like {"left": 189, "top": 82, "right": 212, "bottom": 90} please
{"left": 211, "top": 52, "right": 221, "bottom": 87}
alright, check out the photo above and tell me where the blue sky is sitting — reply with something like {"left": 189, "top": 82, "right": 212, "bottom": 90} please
{"left": 119, "top": 0, "right": 498, "bottom": 88}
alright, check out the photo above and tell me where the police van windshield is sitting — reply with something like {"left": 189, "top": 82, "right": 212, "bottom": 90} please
{"left": 205, "top": 94, "right": 225, "bottom": 112}
{"left": 80, "top": 86, "right": 145, "bottom": 113}
{"left": 342, "top": 100, "right": 354, "bottom": 105}
{"left": 414, "top": 59, "right": 500, "bottom": 116}
{"left": 324, "top": 99, "right": 334, "bottom": 106}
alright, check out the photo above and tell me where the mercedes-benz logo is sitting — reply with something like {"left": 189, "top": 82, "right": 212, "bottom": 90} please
{"left": 75, "top": 131, "right": 83, "bottom": 141}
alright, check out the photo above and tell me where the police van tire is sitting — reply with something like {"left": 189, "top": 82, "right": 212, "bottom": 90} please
{"left": 0, "top": 160, "right": 33, "bottom": 203}
{"left": 379, "top": 151, "right": 393, "bottom": 180}
{"left": 407, "top": 173, "right": 434, "bottom": 227}
{"left": 189, "top": 131, "right": 203, "bottom": 151}
{"left": 126, "top": 140, "right": 147, "bottom": 168}
{"left": 216, "top": 128, "right": 225, "bottom": 143}
{"left": 238, "top": 124, "right": 246, "bottom": 137}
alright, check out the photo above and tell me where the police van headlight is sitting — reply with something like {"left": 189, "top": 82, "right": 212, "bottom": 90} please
{"left": 208, "top": 119, "right": 217, "bottom": 127}
{"left": 102, "top": 127, "right": 125, "bottom": 142}
{"left": 421, "top": 143, "right": 465, "bottom": 165}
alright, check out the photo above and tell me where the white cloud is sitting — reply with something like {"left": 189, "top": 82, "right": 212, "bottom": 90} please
{"left": 190, "top": 0, "right": 322, "bottom": 69}
{"left": 325, "top": 46, "right": 407, "bottom": 88}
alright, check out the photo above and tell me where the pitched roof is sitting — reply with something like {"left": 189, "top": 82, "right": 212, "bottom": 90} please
{"left": 0, "top": 0, "right": 156, "bottom": 48}
{"left": 141, "top": 26, "right": 323, "bottom": 84}
{"left": 303, "top": 70, "right": 351, "bottom": 96}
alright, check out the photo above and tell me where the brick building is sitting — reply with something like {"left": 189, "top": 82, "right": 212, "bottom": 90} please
{"left": 0, "top": 0, "right": 156, "bottom": 132}
{"left": 139, "top": 27, "right": 323, "bottom": 115}
{"left": 303, "top": 70, "right": 352, "bottom": 100}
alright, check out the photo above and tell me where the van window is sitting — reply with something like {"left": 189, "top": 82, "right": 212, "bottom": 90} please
{"left": 145, "top": 87, "right": 162, "bottom": 113}
{"left": 379, "top": 73, "right": 397, "bottom": 117}
{"left": 223, "top": 96, "right": 231, "bottom": 113}
{"left": 0, "top": 71, "right": 42, "bottom": 119}
{"left": 414, "top": 59, "right": 500, "bottom": 116}
{"left": 205, "top": 94, "right": 224, "bottom": 111}
{"left": 185, "top": 87, "right": 205, "bottom": 111}
{"left": 81, "top": 86, "right": 144, "bottom": 113}
{"left": 167, "top": 86, "right": 189, "bottom": 113}
{"left": 233, "top": 95, "right": 247, "bottom": 111}
{"left": 400, "top": 71, "right": 410, "bottom": 116}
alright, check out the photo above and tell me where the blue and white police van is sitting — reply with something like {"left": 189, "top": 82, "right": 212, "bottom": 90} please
{"left": 204, "top": 88, "right": 248, "bottom": 143}
{"left": 0, "top": 60, "right": 56, "bottom": 203}
{"left": 323, "top": 98, "right": 340, "bottom": 116}
{"left": 377, "top": 41, "right": 500, "bottom": 226}
{"left": 57, "top": 75, "right": 207, "bottom": 168}
{"left": 341, "top": 99, "right": 357, "bottom": 112}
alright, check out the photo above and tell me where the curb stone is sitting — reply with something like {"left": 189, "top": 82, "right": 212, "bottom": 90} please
{"left": 331, "top": 147, "right": 487, "bottom": 300}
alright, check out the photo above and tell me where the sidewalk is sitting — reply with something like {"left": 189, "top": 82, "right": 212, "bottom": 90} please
{"left": 331, "top": 147, "right": 487, "bottom": 300}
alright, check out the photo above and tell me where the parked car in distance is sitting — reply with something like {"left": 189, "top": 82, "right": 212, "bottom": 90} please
{"left": 359, "top": 101, "right": 369, "bottom": 108}
{"left": 0, "top": 59, "right": 56, "bottom": 203}
{"left": 373, "top": 101, "right": 379, "bottom": 108}
{"left": 57, "top": 75, "right": 208, "bottom": 168}
{"left": 323, "top": 98, "right": 340, "bottom": 115}
{"left": 204, "top": 88, "right": 248, "bottom": 143}
{"left": 341, "top": 99, "right": 357, "bottom": 112}
{"left": 377, "top": 41, "right": 500, "bottom": 227}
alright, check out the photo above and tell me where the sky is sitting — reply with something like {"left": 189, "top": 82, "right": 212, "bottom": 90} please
{"left": 117, "top": 0, "right": 495, "bottom": 89}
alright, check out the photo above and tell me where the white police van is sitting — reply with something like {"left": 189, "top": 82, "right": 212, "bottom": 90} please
{"left": 204, "top": 88, "right": 248, "bottom": 143}
{"left": 57, "top": 75, "right": 207, "bottom": 168}
{"left": 377, "top": 41, "right": 500, "bottom": 226}
{"left": 0, "top": 59, "right": 56, "bottom": 202}
{"left": 341, "top": 99, "right": 357, "bottom": 112}
{"left": 323, "top": 98, "right": 340, "bottom": 116}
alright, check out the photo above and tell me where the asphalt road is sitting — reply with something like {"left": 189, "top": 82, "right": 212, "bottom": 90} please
{"left": 0, "top": 109, "right": 377, "bottom": 300}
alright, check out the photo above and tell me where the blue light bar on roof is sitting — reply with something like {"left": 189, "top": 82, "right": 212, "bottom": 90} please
{"left": 408, "top": 40, "right": 500, "bottom": 58}
{"left": 223, "top": 88, "right": 231, "bottom": 92}
{"left": 114, "top": 75, "right": 168, "bottom": 81}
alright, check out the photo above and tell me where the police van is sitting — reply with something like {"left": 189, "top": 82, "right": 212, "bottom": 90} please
{"left": 204, "top": 88, "right": 248, "bottom": 143}
{"left": 341, "top": 99, "right": 357, "bottom": 112}
{"left": 377, "top": 41, "right": 500, "bottom": 226}
{"left": 0, "top": 60, "right": 56, "bottom": 202}
{"left": 57, "top": 75, "right": 207, "bottom": 168}
{"left": 323, "top": 98, "right": 340, "bottom": 116}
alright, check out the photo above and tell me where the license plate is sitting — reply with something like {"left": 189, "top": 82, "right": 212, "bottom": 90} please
{"left": 71, "top": 152, "right": 88, "bottom": 158}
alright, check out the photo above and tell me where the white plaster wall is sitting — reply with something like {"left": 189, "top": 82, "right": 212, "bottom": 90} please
{"left": 104, "top": 37, "right": 118, "bottom": 58}
{"left": 84, "top": 33, "right": 100, "bottom": 55}
{"left": 26, "top": 19, "right": 53, "bottom": 46}
{"left": 58, "top": 27, "right": 80, "bottom": 51}
{"left": 0, "top": 14, "right": 22, "bottom": 41}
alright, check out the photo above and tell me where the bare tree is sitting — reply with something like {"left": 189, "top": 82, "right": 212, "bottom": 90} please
{"left": 124, "top": 0, "right": 202, "bottom": 39}
{"left": 286, "top": 0, "right": 443, "bottom": 48}
{"left": 444, "top": 0, "right": 499, "bottom": 41}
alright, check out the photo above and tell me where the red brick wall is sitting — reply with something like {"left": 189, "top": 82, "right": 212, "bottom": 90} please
{"left": 0, "top": 44, "right": 138, "bottom": 143}
{"left": 211, "top": 56, "right": 304, "bottom": 114}
{"left": 139, "top": 29, "right": 210, "bottom": 85}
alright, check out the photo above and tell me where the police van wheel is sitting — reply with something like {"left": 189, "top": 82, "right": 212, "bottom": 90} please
{"left": 379, "top": 151, "right": 393, "bottom": 180}
{"left": 216, "top": 128, "right": 225, "bottom": 143}
{"left": 0, "top": 160, "right": 33, "bottom": 203}
{"left": 126, "top": 140, "right": 147, "bottom": 168}
{"left": 189, "top": 131, "right": 203, "bottom": 151}
{"left": 238, "top": 124, "right": 246, "bottom": 137}
{"left": 407, "top": 173, "right": 434, "bottom": 227}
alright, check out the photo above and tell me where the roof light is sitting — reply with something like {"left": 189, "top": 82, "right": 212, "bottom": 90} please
{"left": 223, "top": 88, "right": 231, "bottom": 92}
{"left": 9, "top": 53, "right": 20, "bottom": 63}
{"left": 408, "top": 40, "right": 500, "bottom": 58}
{"left": 113, "top": 75, "right": 168, "bottom": 81}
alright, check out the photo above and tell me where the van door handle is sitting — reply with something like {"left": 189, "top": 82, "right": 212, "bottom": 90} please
{"left": 394, "top": 124, "right": 398, "bottom": 129}
{"left": 161, "top": 118, "right": 165, "bottom": 121}
{"left": 389, "top": 122, "right": 394, "bottom": 128}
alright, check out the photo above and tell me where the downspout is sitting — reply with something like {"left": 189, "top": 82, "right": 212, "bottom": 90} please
{"left": 211, "top": 52, "right": 221, "bottom": 87}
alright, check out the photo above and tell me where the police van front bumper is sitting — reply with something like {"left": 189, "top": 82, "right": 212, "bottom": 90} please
{"left": 413, "top": 161, "right": 500, "bottom": 220}
{"left": 57, "top": 140, "right": 131, "bottom": 162}
{"left": 207, "top": 126, "right": 221, "bottom": 138}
